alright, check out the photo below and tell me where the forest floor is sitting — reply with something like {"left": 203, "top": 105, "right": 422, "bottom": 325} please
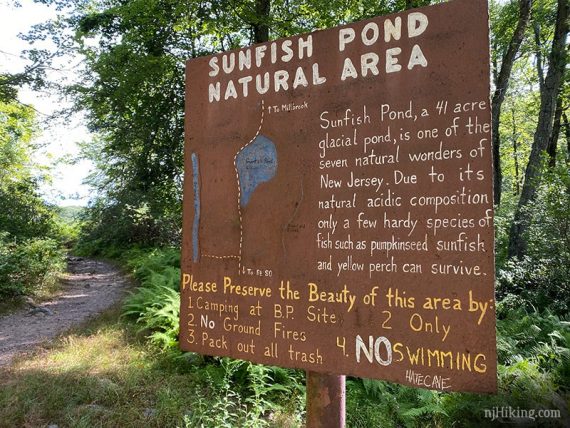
{"left": 0, "top": 257, "right": 131, "bottom": 367}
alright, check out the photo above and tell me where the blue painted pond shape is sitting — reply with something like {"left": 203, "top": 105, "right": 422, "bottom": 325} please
{"left": 236, "top": 135, "right": 278, "bottom": 207}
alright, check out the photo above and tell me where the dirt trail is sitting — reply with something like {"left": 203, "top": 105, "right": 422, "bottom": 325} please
{"left": 0, "top": 258, "right": 130, "bottom": 367}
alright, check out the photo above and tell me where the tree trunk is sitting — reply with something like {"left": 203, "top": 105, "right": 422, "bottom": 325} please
{"left": 547, "top": 93, "right": 563, "bottom": 168}
{"left": 492, "top": 40, "right": 499, "bottom": 86}
{"left": 253, "top": 0, "right": 271, "bottom": 43}
{"left": 512, "top": 107, "right": 521, "bottom": 195}
{"left": 508, "top": 0, "right": 569, "bottom": 259}
{"left": 563, "top": 112, "right": 570, "bottom": 166}
{"left": 491, "top": 0, "right": 533, "bottom": 206}
{"left": 533, "top": 21, "right": 545, "bottom": 91}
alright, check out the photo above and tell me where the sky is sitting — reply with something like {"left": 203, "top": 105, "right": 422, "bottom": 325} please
{"left": 0, "top": 0, "right": 92, "bottom": 207}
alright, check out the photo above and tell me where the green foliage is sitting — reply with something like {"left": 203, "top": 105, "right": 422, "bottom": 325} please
{"left": 127, "top": 246, "right": 181, "bottom": 281}
{"left": 0, "top": 99, "right": 58, "bottom": 241}
{"left": 441, "top": 361, "right": 566, "bottom": 427}
{"left": 0, "top": 74, "right": 19, "bottom": 103}
{"left": 496, "top": 61, "right": 540, "bottom": 202}
{"left": 0, "top": 100, "right": 35, "bottom": 171}
{"left": 0, "top": 233, "right": 65, "bottom": 298}
{"left": 496, "top": 307, "right": 570, "bottom": 381}
{"left": 526, "top": 163, "right": 570, "bottom": 261}
{"left": 0, "top": 96, "right": 67, "bottom": 299}
{"left": 497, "top": 164, "right": 570, "bottom": 314}
{"left": 347, "top": 379, "right": 448, "bottom": 428}
{"left": 68, "top": 0, "right": 191, "bottom": 248}
{"left": 0, "top": 178, "right": 58, "bottom": 239}
{"left": 56, "top": 205, "right": 85, "bottom": 225}
{"left": 497, "top": 255, "right": 570, "bottom": 315}
{"left": 77, "top": 194, "right": 182, "bottom": 249}
{"left": 183, "top": 358, "right": 301, "bottom": 427}
{"left": 122, "top": 248, "right": 181, "bottom": 349}
{"left": 184, "top": 375, "right": 250, "bottom": 427}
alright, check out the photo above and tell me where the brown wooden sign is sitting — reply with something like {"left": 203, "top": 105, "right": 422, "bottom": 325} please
{"left": 181, "top": 0, "right": 496, "bottom": 393}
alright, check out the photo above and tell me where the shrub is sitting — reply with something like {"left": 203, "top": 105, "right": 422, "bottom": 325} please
{"left": 496, "top": 307, "right": 570, "bottom": 388}
{"left": 346, "top": 378, "right": 448, "bottom": 427}
{"left": 0, "top": 233, "right": 65, "bottom": 298}
{"left": 497, "top": 256, "right": 569, "bottom": 315}
{"left": 122, "top": 248, "right": 181, "bottom": 349}
{"left": 497, "top": 165, "right": 570, "bottom": 315}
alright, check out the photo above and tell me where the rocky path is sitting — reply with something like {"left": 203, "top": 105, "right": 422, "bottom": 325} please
{"left": 0, "top": 257, "right": 130, "bottom": 367}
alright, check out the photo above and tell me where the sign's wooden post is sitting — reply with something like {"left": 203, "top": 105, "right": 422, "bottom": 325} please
{"left": 306, "top": 372, "right": 345, "bottom": 428}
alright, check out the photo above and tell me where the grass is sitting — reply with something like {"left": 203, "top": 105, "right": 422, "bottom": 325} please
{"left": 0, "top": 306, "right": 205, "bottom": 428}
{"left": 0, "top": 305, "right": 303, "bottom": 428}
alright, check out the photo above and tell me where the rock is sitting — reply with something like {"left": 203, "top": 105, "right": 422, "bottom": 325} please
{"left": 143, "top": 408, "right": 157, "bottom": 418}
{"left": 84, "top": 404, "right": 106, "bottom": 412}
{"left": 76, "top": 404, "right": 107, "bottom": 414}
{"left": 97, "top": 378, "right": 118, "bottom": 390}
{"left": 84, "top": 283, "right": 91, "bottom": 288}
{"left": 28, "top": 306, "right": 54, "bottom": 316}
{"left": 24, "top": 296, "right": 37, "bottom": 307}
{"left": 184, "top": 352, "right": 205, "bottom": 365}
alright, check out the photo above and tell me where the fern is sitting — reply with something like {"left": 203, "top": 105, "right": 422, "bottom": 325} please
{"left": 122, "top": 249, "right": 181, "bottom": 350}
